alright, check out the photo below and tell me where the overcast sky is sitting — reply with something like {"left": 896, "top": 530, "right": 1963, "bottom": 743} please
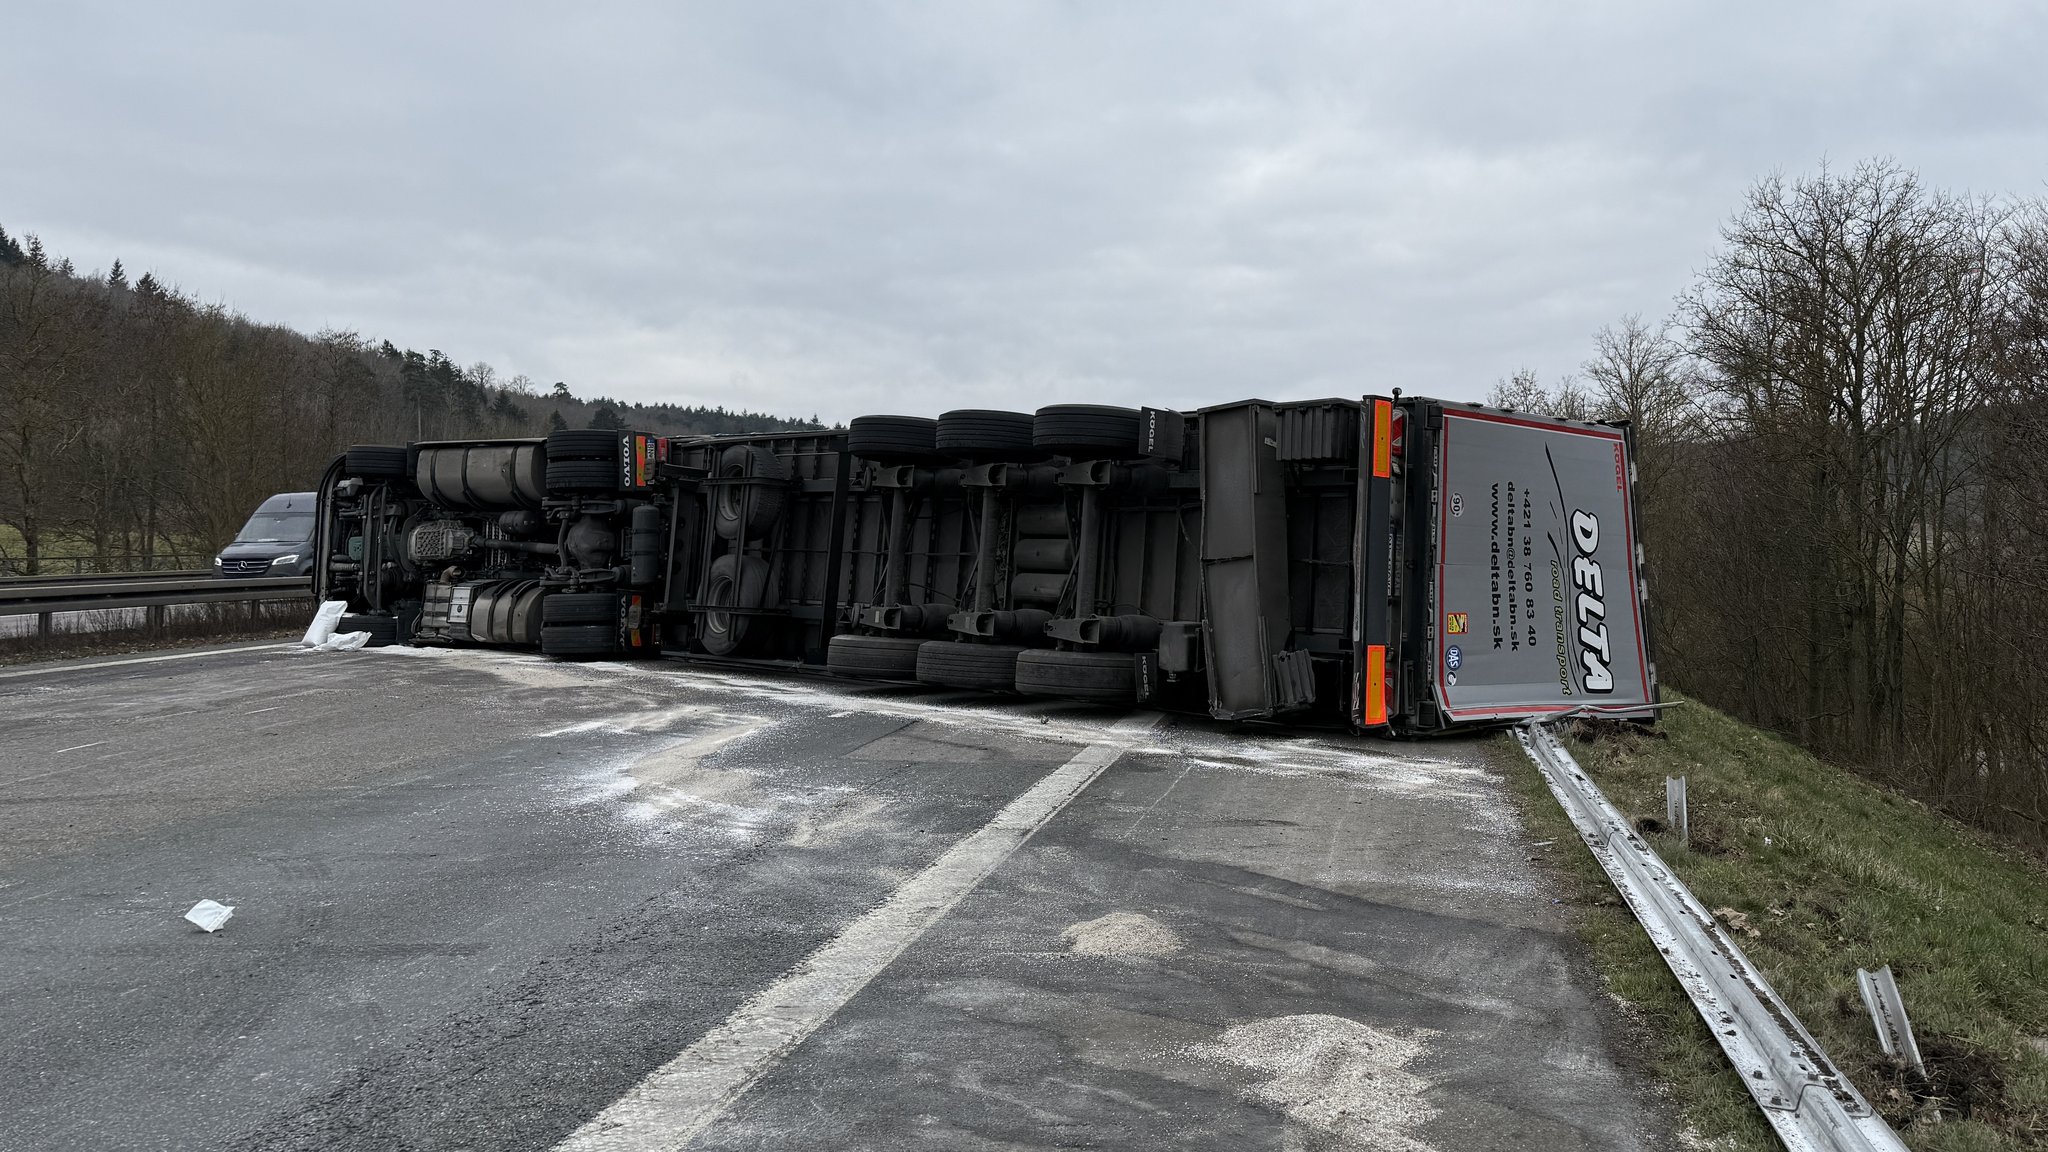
{"left": 4, "top": 2, "right": 2043, "bottom": 422}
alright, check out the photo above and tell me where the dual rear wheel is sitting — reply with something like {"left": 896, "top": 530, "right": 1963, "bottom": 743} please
{"left": 824, "top": 636, "right": 1137, "bottom": 706}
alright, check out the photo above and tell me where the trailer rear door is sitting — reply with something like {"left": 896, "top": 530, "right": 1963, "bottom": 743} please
{"left": 1430, "top": 408, "right": 1655, "bottom": 722}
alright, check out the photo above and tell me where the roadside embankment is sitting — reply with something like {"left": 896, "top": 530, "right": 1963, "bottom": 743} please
{"left": 0, "top": 602, "right": 305, "bottom": 666}
{"left": 1502, "top": 694, "right": 2048, "bottom": 1151}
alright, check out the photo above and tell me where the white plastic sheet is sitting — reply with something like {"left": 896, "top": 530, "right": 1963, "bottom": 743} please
{"left": 291, "top": 630, "right": 370, "bottom": 654}
{"left": 301, "top": 600, "right": 348, "bottom": 647}
{"left": 184, "top": 899, "right": 235, "bottom": 932}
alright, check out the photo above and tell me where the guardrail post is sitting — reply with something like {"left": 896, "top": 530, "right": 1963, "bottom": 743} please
{"left": 148, "top": 605, "right": 167, "bottom": 635}
{"left": 1666, "top": 775, "right": 1688, "bottom": 845}
{"left": 38, "top": 611, "right": 52, "bottom": 640}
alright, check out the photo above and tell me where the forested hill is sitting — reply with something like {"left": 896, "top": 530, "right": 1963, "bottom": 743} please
{"left": 0, "top": 225, "right": 820, "bottom": 572}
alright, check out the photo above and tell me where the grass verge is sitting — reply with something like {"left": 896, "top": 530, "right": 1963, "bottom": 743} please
{"left": 0, "top": 602, "right": 308, "bottom": 666}
{"left": 1499, "top": 692, "right": 2048, "bottom": 1151}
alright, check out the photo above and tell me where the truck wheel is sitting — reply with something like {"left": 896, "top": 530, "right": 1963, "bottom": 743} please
{"left": 700, "top": 553, "right": 767, "bottom": 656}
{"left": 344, "top": 445, "right": 409, "bottom": 481}
{"left": 1015, "top": 649, "right": 1137, "bottom": 703}
{"left": 846, "top": 415, "right": 940, "bottom": 460}
{"left": 542, "top": 592, "right": 618, "bottom": 625}
{"left": 936, "top": 410, "right": 1039, "bottom": 459}
{"left": 546, "top": 430, "right": 623, "bottom": 461}
{"left": 546, "top": 458, "right": 619, "bottom": 495}
{"left": 337, "top": 612, "right": 401, "bottom": 647}
{"left": 916, "top": 641, "right": 1024, "bottom": 691}
{"left": 713, "top": 445, "right": 789, "bottom": 541}
{"left": 541, "top": 623, "right": 620, "bottom": 658}
{"left": 826, "top": 634, "right": 925, "bottom": 679}
{"left": 1032, "top": 405, "right": 1142, "bottom": 457}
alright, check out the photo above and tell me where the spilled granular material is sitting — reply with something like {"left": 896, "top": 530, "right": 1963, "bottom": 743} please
{"left": 1190, "top": 1014, "right": 1440, "bottom": 1151}
{"left": 1060, "top": 912, "right": 1184, "bottom": 958}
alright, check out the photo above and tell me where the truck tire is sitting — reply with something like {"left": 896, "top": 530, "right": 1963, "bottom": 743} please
{"left": 541, "top": 623, "right": 619, "bottom": 658}
{"left": 936, "top": 410, "right": 1038, "bottom": 459}
{"left": 1032, "top": 405, "right": 1142, "bottom": 457}
{"left": 546, "top": 429, "right": 622, "bottom": 462}
{"left": 1015, "top": 649, "right": 1137, "bottom": 703}
{"left": 826, "top": 634, "right": 925, "bottom": 679}
{"left": 344, "top": 445, "right": 409, "bottom": 481}
{"left": 546, "top": 458, "right": 619, "bottom": 495}
{"left": 916, "top": 641, "right": 1024, "bottom": 691}
{"left": 700, "top": 553, "right": 767, "bottom": 656}
{"left": 337, "top": 612, "right": 401, "bottom": 647}
{"left": 713, "top": 445, "right": 789, "bottom": 541}
{"left": 542, "top": 592, "right": 618, "bottom": 625}
{"left": 846, "top": 415, "right": 940, "bottom": 460}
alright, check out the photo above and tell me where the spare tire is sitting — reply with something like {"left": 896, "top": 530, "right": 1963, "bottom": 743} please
{"left": 546, "top": 429, "right": 623, "bottom": 461}
{"left": 916, "top": 641, "right": 1024, "bottom": 691}
{"left": 826, "top": 634, "right": 926, "bottom": 680}
{"left": 713, "top": 445, "right": 790, "bottom": 541}
{"left": 699, "top": 553, "right": 768, "bottom": 656}
{"left": 337, "top": 612, "right": 401, "bottom": 647}
{"left": 846, "top": 415, "right": 940, "bottom": 461}
{"left": 1032, "top": 405, "right": 1142, "bottom": 458}
{"left": 344, "top": 445, "right": 409, "bottom": 481}
{"left": 936, "top": 410, "right": 1039, "bottom": 460}
{"left": 1015, "top": 649, "right": 1137, "bottom": 704}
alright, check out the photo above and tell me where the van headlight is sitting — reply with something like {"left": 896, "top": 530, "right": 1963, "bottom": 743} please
{"left": 270, "top": 553, "right": 299, "bottom": 567}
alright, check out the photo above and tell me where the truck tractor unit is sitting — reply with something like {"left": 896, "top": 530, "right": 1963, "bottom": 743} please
{"left": 313, "top": 397, "right": 1658, "bottom": 734}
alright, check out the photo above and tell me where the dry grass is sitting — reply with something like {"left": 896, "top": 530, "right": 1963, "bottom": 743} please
{"left": 1500, "top": 693, "right": 2048, "bottom": 1151}
{"left": 0, "top": 601, "right": 309, "bottom": 666}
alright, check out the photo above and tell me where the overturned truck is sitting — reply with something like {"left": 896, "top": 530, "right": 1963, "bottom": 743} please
{"left": 314, "top": 397, "right": 1657, "bottom": 734}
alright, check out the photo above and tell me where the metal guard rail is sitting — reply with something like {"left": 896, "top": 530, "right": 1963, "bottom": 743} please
{"left": 1516, "top": 720, "right": 1909, "bottom": 1152}
{"left": 0, "top": 568, "right": 213, "bottom": 586}
{"left": 0, "top": 573, "right": 311, "bottom": 618}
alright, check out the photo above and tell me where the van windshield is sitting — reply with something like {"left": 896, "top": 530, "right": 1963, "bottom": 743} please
{"left": 235, "top": 513, "right": 314, "bottom": 544}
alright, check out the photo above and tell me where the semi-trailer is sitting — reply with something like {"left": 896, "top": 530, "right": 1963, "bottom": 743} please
{"left": 313, "top": 396, "right": 1657, "bottom": 734}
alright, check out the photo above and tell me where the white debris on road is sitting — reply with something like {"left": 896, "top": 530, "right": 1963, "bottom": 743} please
{"left": 292, "top": 631, "right": 370, "bottom": 653}
{"left": 1190, "top": 1014, "right": 1440, "bottom": 1152}
{"left": 1061, "top": 912, "right": 1183, "bottom": 959}
{"left": 299, "top": 601, "right": 348, "bottom": 647}
{"left": 184, "top": 900, "right": 235, "bottom": 932}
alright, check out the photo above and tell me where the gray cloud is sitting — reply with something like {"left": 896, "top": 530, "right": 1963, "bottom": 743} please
{"left": 6, "top": 1, "right": 2044, "bottom": 422}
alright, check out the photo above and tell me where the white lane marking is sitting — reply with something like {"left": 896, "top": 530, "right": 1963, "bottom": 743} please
{"left": 0, "top": 642, "right": 295, "bottom": 681}
{"left": 54, "top": 741, "right": 105, "bottom": 754}
{"left": 245, "top": 706, "right": 281, "bottom": 715}
{"left": 554, "top": 711, "right": 1165, "bottom": 1152}
{"left": 0, "top": 762, "right": 109, "bottom": 789}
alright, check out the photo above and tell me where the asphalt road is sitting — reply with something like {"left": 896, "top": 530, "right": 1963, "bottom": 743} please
{"left": 0, "top": 642, "right": 1676, "bottom": 1151}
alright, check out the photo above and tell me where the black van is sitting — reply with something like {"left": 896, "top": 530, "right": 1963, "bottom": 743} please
{"left": 215, "top": 492, "right": 318, "bottom": 577}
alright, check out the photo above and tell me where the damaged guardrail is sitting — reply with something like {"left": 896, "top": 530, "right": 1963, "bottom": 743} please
{"left": 1515, "top": 720, "right": 1908, "bottom": 1152}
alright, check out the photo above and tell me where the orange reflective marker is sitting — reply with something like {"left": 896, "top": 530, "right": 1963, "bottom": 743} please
{"left": 1371, "top": 400, "right": 1393, "bottom": 478}
{"left": 1364, "top": 643, "right": 1388, "bottom": 725}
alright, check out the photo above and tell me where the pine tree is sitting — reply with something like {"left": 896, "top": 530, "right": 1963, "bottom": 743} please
{"left": 588, "top": 405, "right": 624, "bottom": 430}
{"left": 136, "top": 271, "right": 161, "bottom": 298}
{"left": 107, "top": 259, "right": 128, "bottom": 289}
{"left": 547, "top": 410, "right": 569, "bottom": 432}
{"left": 551, "top": 381, "right": 572, "bottom": 401}
{"left": 0, "top": 225, "right": 24, "bottom": 266}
